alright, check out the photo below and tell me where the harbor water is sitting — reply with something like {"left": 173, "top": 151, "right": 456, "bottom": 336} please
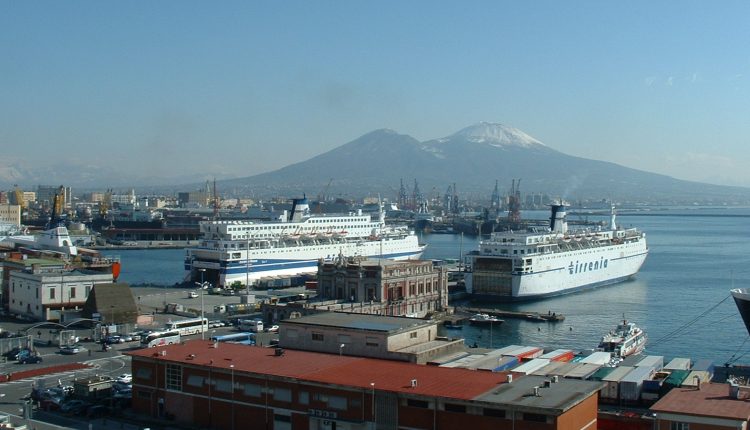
{"left": 104, "top": 207, "right": 750, "bottom": 364}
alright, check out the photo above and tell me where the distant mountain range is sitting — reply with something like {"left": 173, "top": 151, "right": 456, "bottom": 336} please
{"left": 217, "top": 123, "right": 750, "bottom": 204}
{"left": 4, "top": 122, "right": 750, "bottom": 204}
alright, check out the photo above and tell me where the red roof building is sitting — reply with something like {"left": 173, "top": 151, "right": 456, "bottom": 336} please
{"left": 651, "top": 382, "right": 750, "bottom": 429}
{"left": 127, "top": 339, "right": 602, "bottom": 430}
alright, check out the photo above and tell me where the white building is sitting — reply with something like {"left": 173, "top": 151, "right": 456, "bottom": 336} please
{"left": 0, "top": 204, "right": 21, "bottom": 226}
{"left": 8, "top": 268, "right": 114, "bottom": 321}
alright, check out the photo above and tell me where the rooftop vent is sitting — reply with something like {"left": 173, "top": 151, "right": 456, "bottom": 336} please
{"left": 543, "top": 380, "right": 551, "bottom": 388}
{"left": 160, "top": 350, "right": 167, "bottom": 356}
{"left": 533, "top": 386, "right": 541, "bottom": 397}
{"left": 551, "top": 375, "right": 559, "bottom": 383}
{"left": 410, "top": 379, "right": 418, "bottom": 388}
{"left": 274, "top": 347, "right": 285, "bottom": 357}
{"left": 507, "top": 374, "right": 513, "bottom": 384}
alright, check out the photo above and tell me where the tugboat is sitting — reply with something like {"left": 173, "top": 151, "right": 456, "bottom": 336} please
{"left": 468, "top": 313, "right": 504, "bottom": 326}
{"left": 598, "top": 319, "right": 647, "bottom": 359}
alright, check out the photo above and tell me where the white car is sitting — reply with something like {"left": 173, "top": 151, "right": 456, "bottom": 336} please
{"left": 188, "top": 291, "right": 199, "bottom": 298}
{"left": 266, "top": 325, "right": 279, "bottom": 333}
{"left": 116, "top": 373, "right": 132, "bottom": 384}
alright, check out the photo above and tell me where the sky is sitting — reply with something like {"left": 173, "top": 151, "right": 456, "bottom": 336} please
{"left": 2, "top": 1, "right": 750, "bottom": 187}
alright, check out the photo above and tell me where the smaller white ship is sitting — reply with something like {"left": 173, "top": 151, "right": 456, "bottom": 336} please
{"left": 598, "top": 319, "right": 647, "bottom": 359}
{"left": 468, "top": 313, "right": 504, "bottom": 326}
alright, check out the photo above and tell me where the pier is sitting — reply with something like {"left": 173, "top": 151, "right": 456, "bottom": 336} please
{"left": 456, "top": 307, "right": 565, "bottom": 323}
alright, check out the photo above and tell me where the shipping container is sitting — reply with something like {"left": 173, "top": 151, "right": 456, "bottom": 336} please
{"left": 589, "top": 366, "right": 616, "bottom": 381}
{"left": 549, "top": 362, "right": 580, "bottom": 377}
{"left": 511, "top": 358, "right": 551, "bottom": 376}
{"left": 539, "top": 349, "right": 575, "bottom": 362}
{"left": 682, "top": 370, "right": 710, "bottom": 388}
{"left": 427, "top": 351, "right": 469, "bottom": 366}
{"left": 531, "top": 361, "right": 566, "bottom": 376}
{"left": 664, "top": 357, "right": 691, "bottom": 371}
{"left": 565, "top": 363, "right": 602, "bottom": 380}
{"left": 440, "top": 354, "right": 486, "bottom": 368}
{"left": 581, "top": 351, "right": 612, "bottom": 366}
{"left": 492, "top": 356, "right": 520, "bottom": 372}
{"left": 619, "top": 366, "right": 656, "bottom": 402}
{"left": 692, "top": 359, "right": 715, "bottom": 377}
{"left": 635, "top": 355, "right": 664, "bottom": 371}
{"left": 503, "top": 346, "right": 543, "bottom": 361}
{"left": 661, "top": 370, "right": 690, "bottom": 396}
{"left": 601, "top": 366, "right": 634, "bottom": 400}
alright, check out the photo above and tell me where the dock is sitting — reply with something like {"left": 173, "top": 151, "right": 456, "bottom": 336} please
{"left": 457, "top": 307, "right": 565, "bottom": 323}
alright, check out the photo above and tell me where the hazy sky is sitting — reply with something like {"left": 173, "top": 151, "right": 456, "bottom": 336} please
{"left": 3, "top": 1, "right": 750, "bottom": 186}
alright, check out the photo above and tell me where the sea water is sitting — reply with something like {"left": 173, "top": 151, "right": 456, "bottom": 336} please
{"left": 104, "top": 207, "right": 750, "bottom": 363}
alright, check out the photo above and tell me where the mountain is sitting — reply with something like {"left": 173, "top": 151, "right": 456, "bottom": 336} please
{"left": 218, "top": 122, "right": 750, "bottom": 204}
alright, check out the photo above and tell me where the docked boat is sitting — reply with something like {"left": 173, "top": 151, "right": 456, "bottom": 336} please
{"left": 468, "top": 313, "right": 504, "bottom": 326}
{"left": 598, "top": 319, "right": 647, "bottom": 358}
{"left": 731, "top": 288, "right": 750, "bottom": 336}
{"left": 464, "top": 202, "right": 648, "bottom": 300}
{"left": 185, "top": 197, "right": 426, "bottom": 287}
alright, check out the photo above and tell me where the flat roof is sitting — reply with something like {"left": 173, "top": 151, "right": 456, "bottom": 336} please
{"left": 281, "top": 312, "right": 434, "bottom": 333}
{"left": 127, "top": 339, "right": 508, "bottom": 401}
{"left": 474, "top": 375, "right": 603, "bottom": 415}
{"left": 651, "top": 382, "right": 750, "bottom": 421}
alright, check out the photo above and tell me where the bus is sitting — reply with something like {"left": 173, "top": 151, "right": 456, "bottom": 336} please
{"left": 210, "top": 332, "right": 256, "bottom": 345}
{"left": 239, "top": 319, "right": 264, "bottom": 333}
{"left": 141, "top": 330, "right": 181, "bottom": 348}
{"left": 165, "top": 317, "right": 209, "bottom": 336}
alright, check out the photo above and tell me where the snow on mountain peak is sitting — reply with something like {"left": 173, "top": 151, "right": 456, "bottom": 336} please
{"left": 444, "top": 122, "right": 545, "bottom": 148}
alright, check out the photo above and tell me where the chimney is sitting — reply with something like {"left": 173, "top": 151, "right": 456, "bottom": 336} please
{"left": 533, "top": 386, "right": 541, "bottom": 397}
{"left": 410, "top": 379, "right": 418, "bottom": 388}
{"left": 543, "top": 380, "right": 551, "bottom": 388}
{"left": 507, "top": 374, "right": 513, "bottom": 384}
{"left": 551, "top": 375, "right": 559, "bottom": 383}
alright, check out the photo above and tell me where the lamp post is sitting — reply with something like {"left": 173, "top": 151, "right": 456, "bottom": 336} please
{"left": 370, "top": 382, "right": 376, "bottom": 430}
{"left": 339, "top": 343, "right": 345, "bottom": 357}
{"left": 198, "top": 269, "right": 206, "bottom": 339}
{"left": 230, "top": 363, "right": 235, "bottom": 430}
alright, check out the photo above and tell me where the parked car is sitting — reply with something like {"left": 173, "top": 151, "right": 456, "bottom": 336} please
{"left": 105, "top": 335, "right": 124, "bottom": 344}
{"left": 265, "top": 325, "right": 279, "bottom": 333}
{"left": 13, "top": 348, "right": 32, "bottom": 361}
{"left": 19, "top": 354, "right": 43, "bottom": 364}
{"left": 188, "top": 291, "right": 199, "bottom": 298}
{"left": 60, "top": 399, "right": 90, "bottom": 415}
{"left": 59, "top": 345, "right": 81, "bottom": 355}
{"left": 116, "top": 373, "right": 132, "bottom": 384}
{"left": 3, "top": 346, "right": 22, "bottom": 358}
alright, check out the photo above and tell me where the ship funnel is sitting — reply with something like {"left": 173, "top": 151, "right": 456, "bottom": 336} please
{"left": 289, "top": 197, "right": 310, "bottom": 222}
{"left": 610, "top": 204, "right": 617, "bottom": 230}
{"left": 549, "top": 203, "right": 568, "bottom": 234}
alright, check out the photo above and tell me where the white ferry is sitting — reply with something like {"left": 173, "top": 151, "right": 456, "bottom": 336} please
{"left": 465, "top": 202, "right": 648, "bottom": 300}
{"left": 598, "top": 319, "right": 647, "bottom": 358}
{"left": 185, "top": 198, "right": 426, "bottom": 287}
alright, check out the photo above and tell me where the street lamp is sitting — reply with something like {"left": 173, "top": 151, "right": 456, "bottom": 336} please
{"left": 370, "top": 382, "right": 376, "bottom": 430}
{"left": 339, "top": 343, "right": 345, "bottom": 357}
{"left": 230, "top": 363, "right": 235, "bottom": 430}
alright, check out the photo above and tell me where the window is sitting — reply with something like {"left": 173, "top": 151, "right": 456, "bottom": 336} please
{"left": 523, "top": 413, "right": 548, "bottom": 423}
{"left": 186, "top": 375, "right": 204, "bottom": 387}
{"left": 444, "top": 403, "right": 466, "bottom": 413}
{"left": 70, "top": 287, "right": 76, "bottom": 299}
{"left": 483, "top": 408, "right": 506, "bottom": 418}
{"left": 165, "top": 364, "right": 182, "bottom": 391}
{"left": 215, "top": 379, "right": 232, "bottom": 393}
{"left": 49, "top": 288, "right": 55, "bottom": 299}
{"left": 365, "top": 337, "right": 379, "bottom": 347}
{"left": 243, "top": 384, "right": 262, "bottom": 397}
{"left": 410, "top": 332, "right": 417, "bottom": 339}
{"left": 312, "top": 332, "right": 324, "bottom": 342}
{"left": 670, "top": 423, "right": 690, "bottom": 430}
{"left": 273, "top": 387, "right": 291, "bottom": 402}
{"left": 407, "top": 399, "right": 430, "bottom": 408}
{"left": 328, "top": 395, "right": 347, "bottom": 410}
{"left": 274, "top": 414, "right": 291, "bottom": 423}
{"left": 136, "top": 367, "right": 153, "bottom": 380}
{"left": 298, "top": 391, "right": 309, "bottom": 405}
{"left": 338, "top": 334, "right": 351, "bottom": 344}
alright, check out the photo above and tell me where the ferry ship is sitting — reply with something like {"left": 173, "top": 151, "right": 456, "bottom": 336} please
{"left": 465, "top": 202, "right": 648, "bottom": 300}
{"left": 185, "top": 198, "right": 426, "bottom": 287}
{"left": 598, "top": 319, "right": 647, "bottom": 358}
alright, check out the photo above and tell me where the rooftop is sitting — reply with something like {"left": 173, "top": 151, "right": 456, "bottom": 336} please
{"left": 127, "top": 339, "right": 507, "bottom": 401}
{"left": 281, "top": 312, "right": 434, "bottom": 333}
{"left": 651, "top": 382, "right": 750, "bottom": 421}
{"left": 474, "top": 375, "right": 603, "bottom": 414}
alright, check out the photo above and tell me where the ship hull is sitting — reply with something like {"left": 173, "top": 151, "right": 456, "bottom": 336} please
{"left": 467, "top": 240, "right": 648, "bottom": 301}
{"left": 732, "top": 288, "right": 750, "bottom": 337}
{"left": 186, "top": 236, "right": 425, "bottom": 287}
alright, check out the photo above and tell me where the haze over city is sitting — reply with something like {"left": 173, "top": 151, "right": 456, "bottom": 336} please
{"left": 2, "top": 1, "right": 750, "bottom": 187}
